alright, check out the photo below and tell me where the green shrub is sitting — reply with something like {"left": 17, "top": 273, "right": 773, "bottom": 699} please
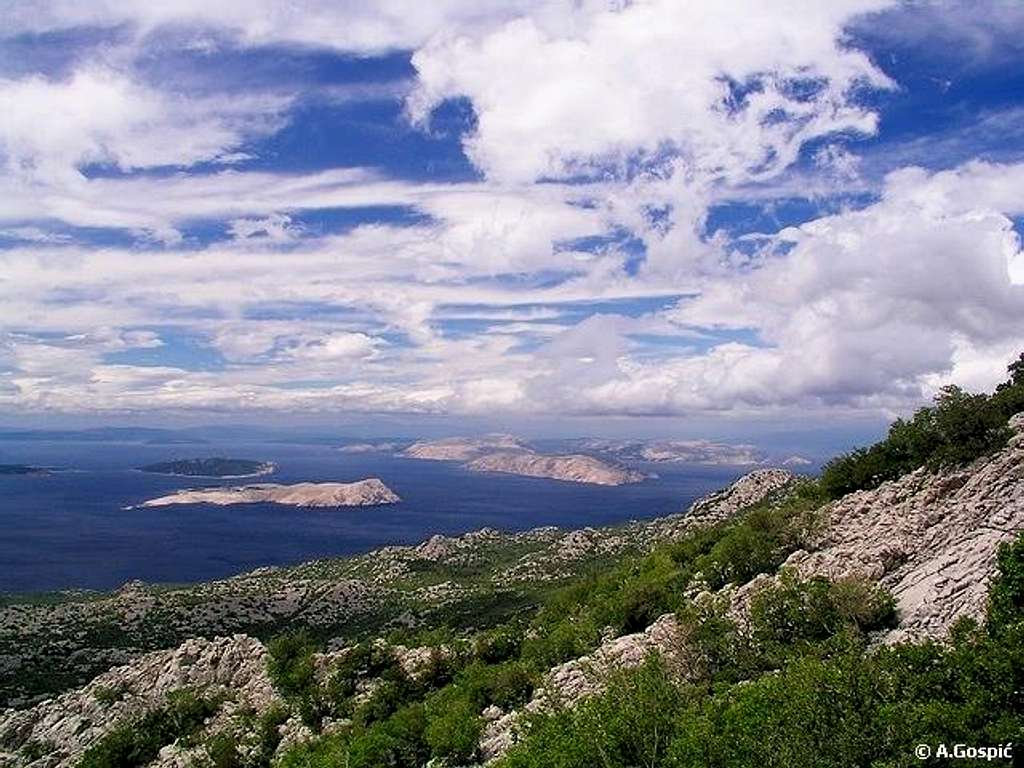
{"left": 79, "top": 690, "right": 220, "bottom": 768}
{"left": 821, "top": 353, "right": 1024, "bottom": 500}
{"left": 266, "top": 630, "right": 318, "bottom": 699}
{"left": 498, "top": 533, "right": 1024, "bottom": 768}
{"left": 987, "top": 534, "right": 1024, "bottom": 635}
{"left": 692, "top": 503, "right": 809, "bottom": 589}
{"left": 92, "top": 685, "right": 124, "bottom": 706}
{"left": 501, "top": 656, "right": 686, "bottom": 768}
{"left": 476, "top": 622, "right": 526, "bottom": 664}
{"left": 749, "top": 573, "right": 896, "bottom": 648}
{"left": 423, "top": 689, "right": 482, "bottom": 764}
{"left": 203, "top": 730, "right": 242, "bottom": 768}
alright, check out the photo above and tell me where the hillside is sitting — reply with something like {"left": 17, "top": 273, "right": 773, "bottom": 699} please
{"left": 0, "top": 423, "right": 1021, "bottom": 766}
{"left": 1, "top": 360, "right": 1022, "bottom": 767}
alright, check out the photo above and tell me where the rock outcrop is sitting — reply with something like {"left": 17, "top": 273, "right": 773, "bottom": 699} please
{"left": 131, "top": 478, "right": 400, "bottom": 509}
{"left": 466, "top": 452, "right": 646, "bottom": 486}
{"left": 479, "top": 427, "right": 1024, "bottom": 761}
{"left": 684, "top": 467, "right": 795, "bottom": 522}
{"left": 478, "top": 469, "right": 797, "bottom": 760}
{"left": 783, "top": 414, "right": 1024, "bottom": 643}
{"left": 0, "top": 635, "right": 277, "bottom": 768}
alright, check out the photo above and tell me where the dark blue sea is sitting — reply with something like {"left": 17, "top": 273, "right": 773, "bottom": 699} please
{"left": 0, "top": 439, "right": 744, "bottom": 594}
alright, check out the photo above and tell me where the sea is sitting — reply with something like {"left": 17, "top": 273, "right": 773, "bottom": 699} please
{"left": 0, "top": 438, "right": 746, "bottom": 594}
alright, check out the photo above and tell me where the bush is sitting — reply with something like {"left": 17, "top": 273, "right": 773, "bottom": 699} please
{"left": 821, "top": 353, "right": 1024, "bottom": 500}
{"left": 987, "top": 534, "right": 1024, "bottom": 635}
{"left": 498, "top": 533, "right": 1024, "bottom": 768}
{"left": 423, "top": 689, "right": 483, "bottom": 764}
{"left": 749, "top": 573, "right": 896, "bottom": 648}
{"left": 79, "top": 690, "right": 220, "bottom": 768}
{"left": 267, "top": 630, "right": 318, "bottom": 699}
{"left": 501, "top": 656, "right": 686, "bottom": 768}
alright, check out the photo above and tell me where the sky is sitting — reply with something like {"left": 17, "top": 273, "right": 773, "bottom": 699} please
{"left": 0, "top": 1, "right": 1023, "bottom": 447}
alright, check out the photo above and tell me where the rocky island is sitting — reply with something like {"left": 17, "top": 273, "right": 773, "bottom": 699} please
{"left": 130, "top": 479, "right": 400, "bottom": 509}
{"left": 568, "top": 437, "right": 768, "bottom": 465}
{"left": 403, "top": 434, "right": 527, "bottom": 461}
{"left": 466, "top": 451, "right": 646, "bottom": 485}
{"left": 404, "top": 435, "right": 646, "bottom": 485}
{"left": 138, "top": 457, "right": 275, "bottom": 478}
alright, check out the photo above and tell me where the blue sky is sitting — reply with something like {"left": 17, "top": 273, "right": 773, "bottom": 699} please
{"left": 0, "top": 1, "right": 1022, "bottom": 450}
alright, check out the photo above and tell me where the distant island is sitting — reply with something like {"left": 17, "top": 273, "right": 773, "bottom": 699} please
{"left": 404, "top": 436, "right": 646, "bottom": 485}
{"left": 466, "top": 451, "right": 646, "bottom": 485}
{"left": 138, "top": 458, "right": 276, "bottom": 478}
{"left": 567, "top": 438, "right": 767, "bottom": 465}
{"left": 130, "top": 479, "right": 400, "bottom": 509}
{"left": 0, "top": 464, "right": 50, "bottom": 476}
{"left": 338, "top": 442, "right": 405, "bottom": 454}
{"left": 403, "top": 434, "right": 527, "bottom": 461}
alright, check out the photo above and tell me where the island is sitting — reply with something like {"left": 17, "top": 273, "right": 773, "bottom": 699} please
{"left": 403, "top": 435, "right": 648, "bottom": 485}
{"left": 0, "top": 464, "right": 50, "bottom": 476}
{"left": 403, "top": 434, "right": 528, "bottom": 461}
{"left": 129, "top": 479, "right": 400, "bottom": 509}
{"left": 338, "top": 442, "right": 405, "bottom": 454}
{"left": 137, "top": 458, "right": 276, "bottom": 478}
{"left": 465, "top": 451, "right": 646, "bottom": 486}
{"left": 567, "top": 438, "right": 766, "bottom": 465}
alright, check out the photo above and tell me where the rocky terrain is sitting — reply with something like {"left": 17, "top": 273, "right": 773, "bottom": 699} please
{"left": 465, "top": 451, "right": 646, "bottom": 485}
{"left": 473, "top": 416, "right": 1024, "bottom": 760}
{"left": 1, "top": 418, "right": 1021, "bottom": 766}
{"left": 0, "top": 636, "right": 278, "bottom": 768}
{"left": 129, "top": 479, "right": 400, "bottom": 509}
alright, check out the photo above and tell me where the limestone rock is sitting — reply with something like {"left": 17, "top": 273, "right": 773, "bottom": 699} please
{"left": 0, "top": 635, "right": 277, "bottom": 768}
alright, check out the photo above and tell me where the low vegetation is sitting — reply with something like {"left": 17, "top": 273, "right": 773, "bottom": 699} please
{"left": 499, "top": 534, "right": 1024, "bottom": 768}
{"left": 820, "top": 353, "right": 1024, "bottom": 499}
{"left": 253, "top": 355, "right": 1024, "bottom": 767}
{"left": 78, "top": 690, "right": 221, "bottom": 768}
{"left": 251, "top": 483, "right": 831, "bottom": 767}
{"left": 8, "top": 352, "right": 1022, "bottom": 766}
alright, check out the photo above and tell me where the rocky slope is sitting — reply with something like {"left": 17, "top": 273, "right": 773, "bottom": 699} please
{"left": 4, "top": 426, "right": 1022, "bottom": 766}
{"left": 0, "top": 468, "right": 792, "bottom": 766}
{"left": 130, "top": 479, "right": 400, "bottom": 509}
{"left": 477, "top": 423, "right": 1024, "bottom": 761}
{"left": 783, "top": 411, "right": 1024, "bottom": 642}
{"left": 0, "top": 636, "right": 277, "bottom": 768}
{"left": 465, "top": 452, "right": 646, "bottom": 485}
